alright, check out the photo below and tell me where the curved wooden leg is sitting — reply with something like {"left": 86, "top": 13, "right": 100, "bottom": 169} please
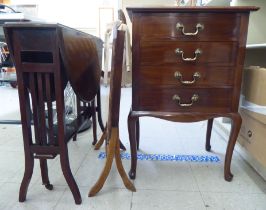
{"left": 127, "top": 111, "right": 138, "bottom": 180}
{"left": 88, "top": 128, "right": 117, "bottom": 197}
{"left": 73, "top": 97, "right": 81, "bottom": 142}
{"left": 40, "top": 159, "right": 53, "bottom": 190}
{"left": 19, "top": 153, "right": 34, "bottom": 202}
{"left": 206, "top": 118, "right": 213, "bottom": 151}
{"left": 224, "top": 113, "right": 242, "bottom": 182}
{"left": 136, "top": 118, "right": 140, "bottom": 150}
{"left": 92, "top": 101, "right": 97, "bottom": 145}
{"left": 115, "top": 129, "right": 136, "bottom": 192}
{"left": 94, "top": 128, "right": 107, "bottom": 150}
{"left": 96, "top": 89, "right": 105, "bottom": 132}
{"left": 89, "top": 128, "right": 135, "bottom": 197}
{"left": 60, "top": 147, "right": 81, "bottom": 204}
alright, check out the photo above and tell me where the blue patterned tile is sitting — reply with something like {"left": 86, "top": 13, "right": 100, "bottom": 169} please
{"left": 98, "top": 152, "right": 220, "bottom": 163}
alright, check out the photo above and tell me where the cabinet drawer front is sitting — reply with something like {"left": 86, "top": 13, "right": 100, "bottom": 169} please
{"left": 239, "top": 111, "right": 266, "bottom": 167}
{"left": 140, "top": 41, "right": 237, "bottom": 66}
{"left": 136, "top": 87, "right": 232, "bottom": 112}
{"left": 139, "top": 13, "right": 240, "bottom": 41}
{"left": 138, "top": 66, "right": 234, "bottom": 87}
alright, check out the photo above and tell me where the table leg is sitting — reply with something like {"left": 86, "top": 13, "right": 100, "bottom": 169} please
{"left": 114, "top": 129, "right": 136, "bottom": 191}
{"left": 128, "top": 111, "right": 138, "bottom": 179}
{"left": 206, "top": 118, "right": 213, "bottom": 151}
{"left": 94, "top": 127, "right": 107, "bottom": 150}
{"left": 224, "top": 113, "right": 242, "bottom": 181}
{"left": 136, "top": 118, "right": 140, "bottom": 150}
{"left": 88, "top": 127, "right": 135, "bottom": 197}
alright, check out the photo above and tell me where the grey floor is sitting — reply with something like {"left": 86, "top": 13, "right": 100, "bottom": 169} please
{"left": 0, "top": 84, "right": 266, "bottom": 210}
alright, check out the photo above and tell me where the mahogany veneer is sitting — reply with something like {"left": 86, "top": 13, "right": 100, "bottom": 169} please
{"left": 4, "top": 22, "right": 104, "bottom": 204}
{"left": 127, "top": 6, "right": 259, "bottom": 181}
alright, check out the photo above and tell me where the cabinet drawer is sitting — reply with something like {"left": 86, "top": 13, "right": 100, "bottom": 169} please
{"left": 140, "top": 41, "right": 237, "bottom": 66}
{"left": 139, "top": 13, "right": 240, "bottom": 41}
{"left": 136, "top": 87, "right": 232, "bottom": 112}
{"left": 138, "top": 66, "right": 234, "bottom": 87}
{"left": 238, "top": 110, "right": 266, "bottom": 167}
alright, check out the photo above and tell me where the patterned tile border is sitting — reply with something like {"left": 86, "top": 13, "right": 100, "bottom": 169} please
{"left": 98, "top": 152, "right": 220, "bottom": 163}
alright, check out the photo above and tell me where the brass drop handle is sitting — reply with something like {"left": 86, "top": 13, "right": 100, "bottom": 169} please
{"left": 176, "top": 23, "right": 204, "bottom": 36}
{"left": 172, "top": 94, "right": 199, "bottom": 107}
{"left": 174, "top": 71, "right": 201, "bottom": 85}
{"left": 175, "top": 48, "right": 202, "bottom": 62}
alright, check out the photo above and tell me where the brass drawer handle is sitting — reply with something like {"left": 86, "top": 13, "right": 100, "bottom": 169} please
{"left": 176, "top": 22, "right": 204, "bottom": 36}
{"left": 174, "top": 71, "right": 201, "bottom": 85}
{"left": 172, "top": 94, "right": 199, "bottom": 107}
{"left": 175, "top": 48, "right": 202, "bottom": 62}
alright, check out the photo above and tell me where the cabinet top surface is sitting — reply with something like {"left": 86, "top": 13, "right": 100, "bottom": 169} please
{"left": 126, "top": 6, "right": 259, "bottom": 12}
{"left": 127, "top": 6, "right": 259, "bottom": 20}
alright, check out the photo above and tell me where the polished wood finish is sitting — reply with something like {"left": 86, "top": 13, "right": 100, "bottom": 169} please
{"left": 139, "top": 66, "right": 234, "bottom": 87}
{"left": 58, "top": 25, "right": 105, "bottom": 142}
{"left": 138, "top": 87, "right": 232, "bottom": 112}
{"left": 127, "top": 6, "right": 259, "bottom": 15}
{"left": 58, "top": 25, "right": 101, "bottom": 102}
{"left": 3, "top": 22, "right": 104, "bottom": 204}
{"left": 127, "top": 6, "right": 258, "bottom": 181}
{"left": 89, "top": 28, "right": 135, "bottom": 197}
{"left": 140, "top": 42, "right": 237, "bottom": 65}
{"left": 94, "top": 9, "right": 128, "bottom": 151}
{"left": 138, "top": 13, "right": 239, "bottom": 41}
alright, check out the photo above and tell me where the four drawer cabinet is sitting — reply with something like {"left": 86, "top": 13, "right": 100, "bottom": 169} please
{"left": 127, "top": 6, "right": 259, "bottom": 181}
